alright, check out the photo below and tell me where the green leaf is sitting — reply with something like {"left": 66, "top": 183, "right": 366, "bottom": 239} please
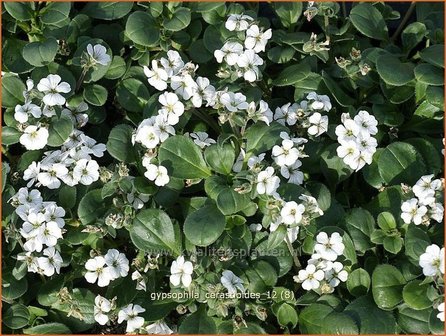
{"left": 372, "top": 264, "right": 406, "bottom": 310}
{"left": 216, "top": 188, "right": 251, "bottom": 216}
{"left": 267, "top": 225, "right": 287, "bottom": 251}
{"left": 299, "top": 303, "right": 334, "bottom": 334}
{"left": 158, "top": 135, "right": 211, "bottom": 179}
{"left": 245, "top": 260, "right": 278, "bottom": 293}
{"left": 245, "top": 121, "right": 287, "bottom": 155}
{"left": 350, "top": 3, "right": 389, "bottom": 40}
{"left": 272, "top": 2, "right": 303, "bottom": 28}
{"left": 273, "top": 63, "right": 311, "bottom": 87}
{"left": 378, "top": 142, "right": 427, "bottom": 186}
{"left": 59, "top": 185, "right": 77, "bottom": 209}
{"left": 40, "top": 2, "right": 71, "bottom": 25}
{"left": 3, "top": 304, "right": 30, "bottom": 329}
{"left": 429, "top": 307, "right": 444, "bottom": 334}
{"left": 267, "top": 46, "right": 295, "bottom": 64}
{"left": 367, "top": 186, "right": 404, "bottom": 224}
{"left": 178, "top": 306, "right": 216, "bottom": 334}
{"left": 398, "top": 305, "right": 431, "bottom": 334}
{"left": 322, "top": 71, "right": 356, "bottom": 106}
{"left": 419, "top": 44, "right": 444, "bottom": 68}
{"left": 2, "top": 75, "right": 25, "bottom": 108}
{"left": 104, "top": 56, "right": 127, "bottom": 80}
{"left": 276, "top": 302, "right": 298, "bottom": 328}
{"left": 345, "top": 208, "right": 375, "bottom": 253}
{"left": 47, "top": 116, "right": 74, "bottom": 147}
{"left": 184, "top": 204, "right": 225, "bottom": 247}
{"left": 321, "top": 312, "right": 359, "bottom": 334}
{"left": 204, "top": 143, "right": 235, "bottom": 175}
{"left": 164, "top": 7, "right": 191, "bottom": 32}
{"left": 83, "top": 2, "right": 133, "bottom": 20}
{"left": 383, "top": 236, "right": 403, "bottom": 254}
{"left": 106, "top": 124, "right": 137, "bottom": 163}
{"left": 414, "top": 63, "right": 444, "bottom": 86}
{"left": 130, "top": 209, "right": 181, "bottom": 256}
{"left": 405, "top": 138, "right": 442, "bottom": 175}
{"left": 116, "top": 78, "right": 150, "bottom": 112}
{"left": 2, "top": 272, "right": 28, "bottom": 300}
{"left": 402, "top": 280, "right": 432, "bottom": 310}
{"left": 4, "top": 2, "right": 34, "bottom": 21}
{"left": 78, "top": 189, "right": 109, "bottom": 225}
{"left": 320, "top": 143, "right": 353, "bottom": 186}
{"left": 125, "top": 11, "right": 160, "bottom": 47}
{"left": 22, "top": 38, "right": 59, "bottom": 67}
{"left": 426, "top": 86, "right": 444, "bottom": 110}
{"left": 376, "top": 54, "right": 415, "bottom": 86}
{"left": 83, "top": 84, "right": 108, "bottom": 106}
{"left": 2, "top": 127, "right": 21, "bottom": 145}
{"left": 347, "top": 268, "right": 371, "bottom": 297}
{"left": 3, "top": 39, "right": 35, "bottom": 74}
{"left": 402, "top": 22, "right": 427, "bottom": 52}
{"left": 404, "top": 225, "right": 430, "bottom": 262}
{"left": 344, "top": 295, "right": 397, "bottom": 334}
{"left": 377, "top": 212, "right": 397, "bottom": 231}
{"left": 23, "top": 323, "right": 71, "bottom": 334}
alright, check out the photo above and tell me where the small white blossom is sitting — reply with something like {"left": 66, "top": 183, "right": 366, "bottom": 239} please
{"left": 86, "top": 44, "right": 111, "bottom": 66}
{"left": 256, "top": 167, "right": 280, "bottom": 195}
{"left": 225, "top": 14, "right": 253, "bottom": 31}
{"left": 37, "top": 74, "right": 71, "bottom": 106}
{"left": 314, "top": 232, "right": 345, "bottom": 261}
{"left": 401, "top": 198, "right": 428, "bottom": 225}
{"left": 294, "top": 264, "right": 325, "bottom": 290}
{"left": 144, "top": 60, "right": 168, "bottom": 91}
{"left": 245, "top": 25, "right": 272, "bottom": 53}
{"left": 85, "top": 256, "right": 113, "bottom": 287}
{"left": 220, "top": 270, "right": 244, "bottom": 294}
{"left": 20, "top": 125, "right": 49, "bottom": 150}
{"left": 170, "top": 256, "right": 193, "bottom": 288}
{"left": 118, "top": 304, "right": 146, "bottom": 333}
{"left": 144, "top": 164, "right": 170, "bottom": 187}
{"left": 419, "top": 244, "right": 444, "bottom": 276}
{"left": 94, "top": 295, "right": 111, "bottom": 325}
{"left": 280, "top": 201, "right": 305, "bottom": 225}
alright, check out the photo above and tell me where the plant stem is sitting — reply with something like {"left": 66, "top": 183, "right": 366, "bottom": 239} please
{"left": 193, "top": 109, "right": 220, "bottom": 134}
{"left": 75, "top": 67, "right": 89, "bottom": 92}
{"left": 391, "top": 2, "right": 416, "bottom": 43}
{"left": 285, "top": 234, "right": 301, "bottom": 269}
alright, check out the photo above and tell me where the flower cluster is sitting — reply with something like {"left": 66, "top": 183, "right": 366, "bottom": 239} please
{"left": 294, "top": 232, "right": 347, "bottom": 293}
{"left": 336, "top": 111, "right": 378, "bottom": 171}
{"left": 84, "top": 249, "right": 129, "bottom": 287}
{"left": 10, "top": 188, "right": 65, "bottom": 277}
{"left": 215, "top": 14, "right": 272, "bottom": 82}
{"left": 400, "top": 174, "right": 444, "bottom": 225}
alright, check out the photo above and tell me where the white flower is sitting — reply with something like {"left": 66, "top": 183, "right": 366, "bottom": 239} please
{"left": 40, "top": 221, "right": 63, "bottom": 247}
{"left": 158, "top": 92, "right": 185, "bottom": 125}
{"left": 437, "top": 302, "right": 444, "bottom": 322}
{"left": 274, "top": 103, "right": 298, "bottom": 126}
{"left": 299, "top": 195, "right": 324, "bottom": 216}
{"left": 37, "top": 247, "right": 63, "bottom": 276}
{"left": 307, "top": 92, "right": 332, "bottom": 112}
{"left": 170, "top": 74, "right": 197, "bottom": 100}
{"left": 413, "top": 175, "right": 442, "bottom": 205}
{"left": 23, "top": 162, "right": 41, "bottom": 187}
{"left": 20, "top": 125, "right": 49, "bottom": 150}
{"left": 37, "top": 74, "right": 71, "bottom": 106}
{"left": 280, "top": 201, "right": 305, "bottom": 225}
{"left": 73, "top": 159, "right": 99, "bottom": 185}
{"left": 237, "top": 50, "right": 263, "bottom": 82}
{"left": 256, "top": 167, "right": 280, "bottom": 195}
{"left": 314, "top": 232, "right": 345, "bottom": 261}
{"left": 324, "top": 261, "right": 348, "bottom": 287}
{"left": 15, "top": 188, "right": 42, "bottom": 206}
{"left": 17, "top": 252, "right": 39, "bottom": 273}
{"left": 86, "top": 44, "right": 111, "bottom": 66}
{"left": 94, "top": 295, "right": 111, "bottom": 325}
{"left": 295, "top": 264, "right": 324, "bottom": 290}
{"left": 247, "top": 100, "right": 273, "bottom": 125}
{"left": 191, "top": 77, "right": 215, "bottom": 107}
{"left": 190, "top": 132, "right": 216, "bottom": 148}
{"left": 14, "top": 102, "right": 41, "bottom": 123}
{"left": 170, "top": 256, "right": 193, "bottom": 288}
{"left": 245, "top": 25, "right": 272, "bottom": 53}
{"left": 355, "top": 132, "right": 377, "bottom": 156}
{"left": 43, "top": 203, "right": 65, "bottom": 228}
{"left": 225, "top": 14, "right": 253, "bottom": 31}
{"left": 280, "top": 160, "right": 304, "bottom": 185}
{"left": 428, "top": 203, "right": 444, "bottom": 223}
{"left": 214, "top": 41, "right": 243, "bottom": 65}
{"left": 220, "top": 92, "right": 249, "bottom": 112}
{"left": 247, "top": 153, "right": 266, "bottom": 170}
{"left": 132, "top": 271, "right": 147, "bottom": 291}
{"left": 354, "top": 110, "right": 378, "bottom": 135}
{"left": 135, "top": 125, "right": 161, "bottom": 149}
{"left": 401, "top": 198, "right": 428, "bottom": 225}
{"left": 160, "top": 50, "right": 184, "bottom": 77}
{"left": 37, "top": 163, "right": 68, "bottom": 189}
{"left": 105, "top": 249, "right": 129, "bottom": 280}
{"left": 144, "top": 164, "right": 170, "bottom": 186}
{"left": 118, "top": 304, "right": 146, "bottom": 333}
{"left": 419, "top": 244, "right": 444, "bottom": 276}
{"left": 220, "top": 270, "right": 244, "bottom": 294}
{"left": 144, "top": 60, "right": 168, "bottom": 91}
{"left": 336, "top": 140, "right": 360, "bottom": 165}
{"left": 153, "top": 115, "right": 175, "bottom": 142}
{"left": 272, "top": 139, "right": 300, "bottom": 167}
{"left": 146, "top": 321, "right": 174, "bottom": 334}
{"left": 335, "top": 120, "right": 360, "bottom": 142}
{"left": 249, "top": 223, "right": 263, "bottom": 232}
{"left": 127, "top": 192, "right": 150, "bottom": 210}
{"left": 307, "top": 113, "right": 328, "bottom": 136}
{"left": 85, "top": 256, "right": 112, "bottom": 287}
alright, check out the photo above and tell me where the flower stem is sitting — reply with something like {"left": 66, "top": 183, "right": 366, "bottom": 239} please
{"left": 285, "top": 234, "right": 301, "bottom": 269}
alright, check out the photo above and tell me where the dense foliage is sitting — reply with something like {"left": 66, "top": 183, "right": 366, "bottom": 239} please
{"left": 1, "top": 1, "right": 445, "bottom": 334}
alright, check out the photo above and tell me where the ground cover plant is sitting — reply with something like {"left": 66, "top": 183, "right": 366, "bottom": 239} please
{"left": 1, "top": 1, "right": 445, "bottom": 334}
